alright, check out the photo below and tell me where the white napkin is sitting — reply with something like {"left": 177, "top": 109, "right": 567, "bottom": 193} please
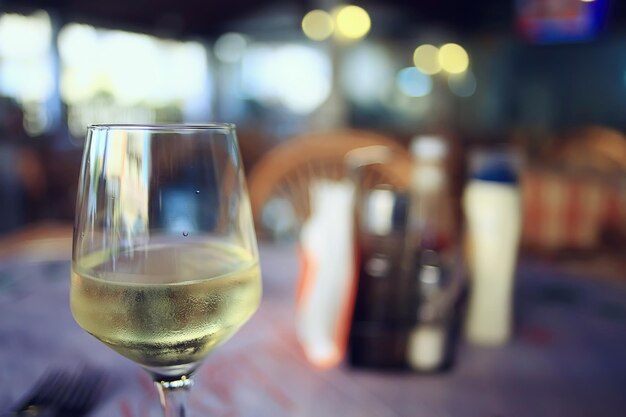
{"left": 296, "top": 180, "right": 357, "bottom": 368}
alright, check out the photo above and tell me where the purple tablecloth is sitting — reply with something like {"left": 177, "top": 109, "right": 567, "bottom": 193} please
{"left": 1, "top": 244, "right": 625, "bottom": 416}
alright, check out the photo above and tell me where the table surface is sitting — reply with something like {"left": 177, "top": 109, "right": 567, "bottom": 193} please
{"left": 1, "top": 244, "right": 625, "bottom": 417}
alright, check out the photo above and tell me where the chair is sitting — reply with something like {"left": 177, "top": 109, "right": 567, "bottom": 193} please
{"left": 247, "top": 130, "right": 412, "bottom": 235}
{"left": 521, "top": 126, "right": 626, "bottom": 253}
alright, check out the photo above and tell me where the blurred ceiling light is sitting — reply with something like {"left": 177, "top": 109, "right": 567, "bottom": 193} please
{"left": 580, "top": 0, "right": 596, "bottom": 2}
{"left": 214, "top": 32, "right": 248, "bottom": 63}
{"left": 396, "top": 67, "right": 432, "bottom": 97}
{"left": 302, "top": 9, "right": 334, "bottom": 41}
{"left": 334, "top": 5, "right": 371, "bottom": 40}
{"left": 448, "top": 71, "right": 477, "bottom": 97}
{"left": 438, "top": 43, "right": 469, "bottom": 74}
{"left": 413, "top": 44, "right": 441, "bottom": 75}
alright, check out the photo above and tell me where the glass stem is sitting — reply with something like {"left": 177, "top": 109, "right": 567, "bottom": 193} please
{"left": 155, "top": 377, "right": 193, "bottom": 417}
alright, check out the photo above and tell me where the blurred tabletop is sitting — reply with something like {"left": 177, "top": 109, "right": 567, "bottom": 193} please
{"left": 1, "top": 241, "right": 626, "bottom": 417}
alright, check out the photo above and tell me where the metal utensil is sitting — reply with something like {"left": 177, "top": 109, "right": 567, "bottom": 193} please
{"left": 3, "top": 368, "right": 107, "bottom": 417}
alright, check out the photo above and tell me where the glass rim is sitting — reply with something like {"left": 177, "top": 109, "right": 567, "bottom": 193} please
{"left": 87, "top": 123, "right": 236, "bottom": 132}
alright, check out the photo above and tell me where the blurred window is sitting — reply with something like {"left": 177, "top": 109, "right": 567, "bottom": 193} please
{"left": 341, "top": 42, "right": 394, "bottom": 105}
{"left": 58, "top": 24, "right": 212, "bottom": 138}
{"left": 0, "top": 11, "right": 54, "bottom": 135}
{"left": 240, "top": 43, "right": 331, "bottom": 115}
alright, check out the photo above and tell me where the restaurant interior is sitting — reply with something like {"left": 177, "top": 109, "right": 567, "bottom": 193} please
{"left": 0, "top": 0, "right": 625, "bottom": 416}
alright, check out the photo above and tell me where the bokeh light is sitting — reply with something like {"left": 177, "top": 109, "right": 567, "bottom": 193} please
{"left": 413, "top": 44, "right": 441, "bottom": 75}
{"left": 335, "top": 5, "right": 371, "bottom": 40}
{"left": 396, "top": 67, "right": 432, "bottom": 97}
{"left": 302, "top": 10, "right": 334, "bottom": 41}
{"left": 448, "top": 71, "right": 477, "bottom": 97}
{"left": 214, "top": 32, "right": 247, "bottom": 63}
{"left": 438, "top": 43, "right": 469, "bottom": 74}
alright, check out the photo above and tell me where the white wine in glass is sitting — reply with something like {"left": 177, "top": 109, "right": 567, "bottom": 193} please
{"left": 70, "top": 124, "right": 262, "bottom": 416}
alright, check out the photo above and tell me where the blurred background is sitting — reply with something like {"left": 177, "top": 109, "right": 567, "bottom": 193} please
{"left": 0, "top": 0, "right": 626, "bottom": 256}
{"left": 0, "top": 1, "right": 625, "bottom": 415}
{"left": 0, "top": 0, "right": 624, "bottom": 265}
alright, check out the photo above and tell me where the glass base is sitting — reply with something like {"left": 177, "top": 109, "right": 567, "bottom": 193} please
{"left": 155, "top": 376, "right": 193, "bottom": 417}
{"left": 145, "top": 362, "right": 199, "bottom": 383}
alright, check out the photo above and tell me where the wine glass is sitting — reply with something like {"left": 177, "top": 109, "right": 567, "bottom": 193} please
{"left": 70, "top": 124, "right": 262, "bottom": 416}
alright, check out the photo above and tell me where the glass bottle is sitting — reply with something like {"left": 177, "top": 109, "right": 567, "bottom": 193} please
{"left": 405, "top": 135, "right": 462, "bottom": 372}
